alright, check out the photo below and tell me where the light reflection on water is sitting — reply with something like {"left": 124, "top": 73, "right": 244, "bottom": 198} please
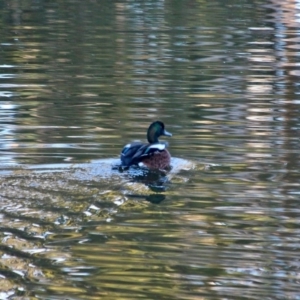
{"left": 0, "top": 0, "right": 300, "bottom": 299}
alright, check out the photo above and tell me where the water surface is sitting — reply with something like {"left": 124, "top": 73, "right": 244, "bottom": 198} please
{"left": 1, "top": 0, "right": 300, "bottom": 299}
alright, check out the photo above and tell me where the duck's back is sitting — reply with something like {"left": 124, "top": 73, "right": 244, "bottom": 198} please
{"left": 120, "top": 142, "right": 147, "bottom": 167}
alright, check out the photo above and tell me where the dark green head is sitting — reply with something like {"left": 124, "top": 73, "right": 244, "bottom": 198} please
{"left": 147, "top": 121, "right": 172, "bottom": 143}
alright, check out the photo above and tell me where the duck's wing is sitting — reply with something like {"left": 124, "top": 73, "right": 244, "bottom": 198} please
{"left": 133, "top": 143, "right": 168, "bottom": 164}
{"left": 120, "top": 142, "right": 145, "bottom": 166}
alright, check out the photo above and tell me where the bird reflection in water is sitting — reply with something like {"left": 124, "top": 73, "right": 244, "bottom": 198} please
{"left": 114, "top": 164, "right": 170, "bottom": 204}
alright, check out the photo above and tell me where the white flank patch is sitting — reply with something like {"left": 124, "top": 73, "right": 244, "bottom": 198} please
{"left": 148, "top": 144, "right": 165, "bottom": 151}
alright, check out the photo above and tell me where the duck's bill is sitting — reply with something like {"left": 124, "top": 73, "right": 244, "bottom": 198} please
{"left": 163, "top": 130, "right": 172, "bottom": 137}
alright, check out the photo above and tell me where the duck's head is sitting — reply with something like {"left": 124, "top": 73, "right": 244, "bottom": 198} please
{"left": 147, "top": 121, "right": 172, "bottom": 143}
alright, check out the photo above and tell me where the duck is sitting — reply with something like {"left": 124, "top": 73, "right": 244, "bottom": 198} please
{"left": 120, "top": 121, "right": 172, "bottom": 170}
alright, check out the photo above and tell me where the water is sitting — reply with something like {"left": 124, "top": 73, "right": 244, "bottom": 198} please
{"left": 1, "top": 0, "right": 300, "bottom": 299}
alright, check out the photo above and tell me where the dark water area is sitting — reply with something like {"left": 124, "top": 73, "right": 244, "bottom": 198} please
{"left": 1, "top": 0, "right": 300, "bottom": 299}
